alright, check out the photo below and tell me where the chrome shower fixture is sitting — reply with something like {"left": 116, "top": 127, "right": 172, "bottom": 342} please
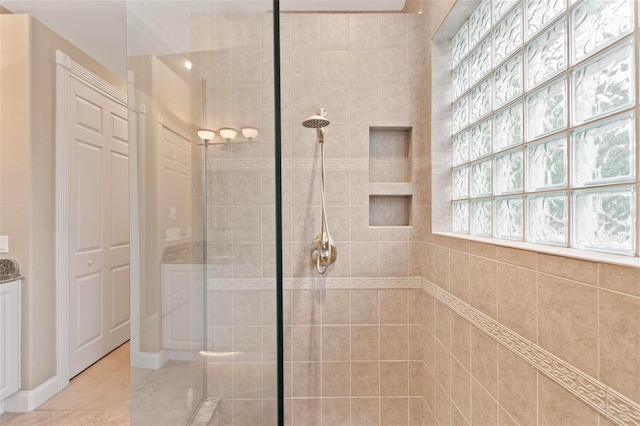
{"left": 302, "top": 108, "right": 331, "bottom": 143}
{"left": 302, "top": 108, "right": 331, "bottom": 129}
{"left": 302, "top": 108, "right": 337, "bottom": 274}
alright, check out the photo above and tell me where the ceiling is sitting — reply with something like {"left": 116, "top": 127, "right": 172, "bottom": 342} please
{"left": 0, "top": 0, "right": 406, "bottom": 78}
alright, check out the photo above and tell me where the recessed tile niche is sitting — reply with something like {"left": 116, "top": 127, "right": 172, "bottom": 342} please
{"left": 369, "top": 127, "right": 413, "bottom": 227}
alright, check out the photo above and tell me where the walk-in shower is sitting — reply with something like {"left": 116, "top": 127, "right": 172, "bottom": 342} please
{"left": 302, "top": 108, "right": 337, "bottom": 274}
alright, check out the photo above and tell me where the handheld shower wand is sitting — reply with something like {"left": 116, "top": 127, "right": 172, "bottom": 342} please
{"left": 302, "top": 108, "right": 337, "bottom": 274}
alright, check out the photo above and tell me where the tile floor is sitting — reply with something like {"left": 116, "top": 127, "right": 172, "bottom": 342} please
{"left": 0, "top": 342, "right": 130, "bottom": 425}
{"left": 1, "top": 343, "right": 208, "bottom": 425}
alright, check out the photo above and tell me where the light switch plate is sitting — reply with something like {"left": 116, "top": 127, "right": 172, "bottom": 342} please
{"left": 0, "top": 235, "right": 8, "bottom": 253}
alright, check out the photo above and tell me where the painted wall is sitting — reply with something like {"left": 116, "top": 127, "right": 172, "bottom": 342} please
{"left": 128, "top": 53, "right": 202, "bottom": 353}
{"left": 0, "top": 14, "right": 125, "bottom": 390}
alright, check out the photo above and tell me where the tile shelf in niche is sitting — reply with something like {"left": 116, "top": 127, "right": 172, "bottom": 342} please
{"left": 369, "top": 182, "right": 414, "bottom": 196}
{"left": 369, "top": 195, "right": 412, "bottom": 227}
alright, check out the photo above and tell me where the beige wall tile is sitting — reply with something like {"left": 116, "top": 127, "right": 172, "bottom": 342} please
{"left": 498, "top": 347, "right": 537, "bottom": 426}
{"left": 349, "top": 50, "right": 379, "bottom": 87}
{"left": 496, "top": 263, "right": 537, "bottom": 342}
{"left": 432, "top": 234, "right": 451, "bottom": 248}
{"left": 233, "top": 326, "right": 262, "bottom": 362}
{"left": 292, "top": 362, "right": 321, "bottom": 397}
{"left": 322, "top": 362, "right": 350, "bottom": 397}
{"left": 496, "top": 246, "right": 537, "bottom": 270}
{"left": 381, "top": 325, "right": 409, "bottom": 360}
{"left": 471, "top": 326, "right": 498, "bottom": 398}
{"left": 538, "top": 274, "right": 598, "bottom": 376}
{"left": 379, "top": 86, "right": 410, "bottom": 122}
{"left": 231, "top": 14, "right": 261, "bottom": 49}
{"left": 434, "top": 245, "right": 450, "bottom": 290}
{"left": 232, "top": 399, "right": 263, "bottom": 426}
{"left": 233, "top": 291, "right": 262, "bottom": 326}
{"left": 451, "top": 358, "right": 471, "bottom": 422}
{"left": 409, "top": 360, "right": 423, "bottom": 397}
{"left": 423, "top": 330, "right": 436, "bottom": 373}
{"left": 321, "top": 398, "right": 350, "bottom": 425}
{"left": 351, "top": 289, "right": 379, "bottom": 324}
{"left": 292, "top": 398, "right": 321, "bottom": 426}
{"left": 351, "top": 361, "right": 380, "bottom": 397}
{"left": 351, "top": 397, "right": 379, "bottom": 426}
{"left": 381, "top": 361, "right": 409, "bottom": 396}
{"left": 350, "top": 87, "right": 379, "bottom": 122}
{"left": 408, "top": 289, "right": 424, "bottom": 324}
{"left": 232, "top": 363, "right": 262, "bottom": 399}
{"left": 351, "top": 325, "right": 380, "bottom": 360}
{"left": 469, "top": 255, "right": 497, "bottom": 319}
{"left": 409, "top": 397, "right": 423, "bottom": 425}
{"left": 350, "top": 241, "right": 380, "bottom": 277}
{"left": 380, "top": 241, "right": 409, "bottom": 277}
{"left": 321, "top": 290, "right": 350, "bottom": 325}
{"left": 424, "top": 366, "right": 436, "bottom": 411}
{"left": 435, "top": 341, "right": 451, "bottom": 393}
{"left": 319, "top": 15, "right": 350, "bottom": 50}
{"left": 292, "top": 325, "right": 321, "bottom": 361}
{"left": 322, "top": 326, "right": 350, "bottom": 361}
{"left": 450, "top": 312, "right": 471, "bottom": 370}
{"left": 349, "top": 15, "right": 379, "bottom": 50}
{"left": 381, "top": 289, "right": 408, "bottom": 324}
{"left": 381, "top": 397, "right": 410, "bottom": 425}
{"left": 435, "top": 382, "right": 452, "bottom": 426}
{"left": 598, "top": 263, "right": 640, "bottom": 297}
{"left": 538, "top": 374, "right": 599, "bottom": 425}
{"left": 409, "top": 324, "right": 423, "bottom": 360}
{"left": 291, "top": 15, "right": 319, "bottom": 50}
{"left": 380, "top": 50, "right": 409, "bottom": 86}
{"left": 538, "top": 253, "right": 598, "bottom": 285}
{"left": 379, "top": 14, "right": 408, "bottom": 49}
{"left": 469, "top": 241, "right": 497, "bottom": 259}
{"left": 472, "top": 379, "right": 498, "bottom": 426}
{"left": 291, "top": 290, "right": 321, "bottom": 325}
{"left": 423, "top": 292, "right": 436, "bottom": 333}
{"left": 450, "top": 250, "right": 470, "bottom": 302}
{"left": 449, "top": 238, "right": 470, "bottom": 253}
{"left": 498, "top": 407, "right": 519, "bottom": 426}
{"left": 599, "top": 289, "right": 640, "bottom": 402}
{"left": 320, "top": 50, "right": 351, "bottom": 86}
{"left": 435, "top": 301, "right": 451, "bottom": 349}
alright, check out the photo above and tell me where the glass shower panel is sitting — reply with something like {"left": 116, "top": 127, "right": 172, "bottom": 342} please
{"left": 127, "top": 2, "right": 208, "bottom": 424}
{"left": 127, "top": 1, "right": 278, "bottom": 425}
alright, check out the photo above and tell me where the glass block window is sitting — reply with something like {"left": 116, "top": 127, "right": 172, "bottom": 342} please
{"left": 450, "top": 0, "right": 637, "bottom": 256}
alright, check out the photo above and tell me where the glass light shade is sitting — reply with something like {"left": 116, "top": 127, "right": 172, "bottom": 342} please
{"left": 219, "top": 127, "right": 237, "bottom": 141}
{"left": 241, "top": 127, "right": 259, "bottom": 140}
{"left": 197, "top": 129, "right": 215, "bottom": 141}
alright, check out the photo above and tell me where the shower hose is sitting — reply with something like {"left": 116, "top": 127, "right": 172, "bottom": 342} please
{"left": 317, "top": 138, "right": 332, "bottom": 274}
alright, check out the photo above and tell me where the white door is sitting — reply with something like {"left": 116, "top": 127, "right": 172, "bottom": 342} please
{"left": 67, "top": 77, "right": 130, "bottom": 377}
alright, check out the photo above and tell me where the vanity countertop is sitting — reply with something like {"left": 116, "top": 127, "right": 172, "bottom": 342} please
{"left": 0, "top": 259, "right": 24, "bottom": 284}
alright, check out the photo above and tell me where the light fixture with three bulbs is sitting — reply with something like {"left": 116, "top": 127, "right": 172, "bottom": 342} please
{"left": 196, "top": 127, "right": 259, "bottom": 147}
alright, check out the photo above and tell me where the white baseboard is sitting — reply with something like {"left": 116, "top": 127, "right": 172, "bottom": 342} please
{"left": 131, "top": 349, "right": 169, "bottom": 370}
{"left": 168, "top": 349, "right": 203, "bottom": 362}
{"left": 3, "top": 376, "right": 60, "bottom": 413}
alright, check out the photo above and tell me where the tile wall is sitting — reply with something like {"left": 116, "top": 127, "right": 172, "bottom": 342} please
{"left": 191, "top": 11, "right": 428, "bottom": 426}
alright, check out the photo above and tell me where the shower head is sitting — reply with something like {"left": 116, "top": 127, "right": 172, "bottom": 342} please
{"left": 302, "top": 108, "right": 330, "bottom": 129}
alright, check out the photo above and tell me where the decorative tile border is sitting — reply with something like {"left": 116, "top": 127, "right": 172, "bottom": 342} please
{"left": 207, "top": 276, "right": 422, "bottom": 291}
{"left": 206, "top": 157, "right": 369, "bottom": 171}
{"left": 422, "top": 279, "right": 640, "bottom": 426}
